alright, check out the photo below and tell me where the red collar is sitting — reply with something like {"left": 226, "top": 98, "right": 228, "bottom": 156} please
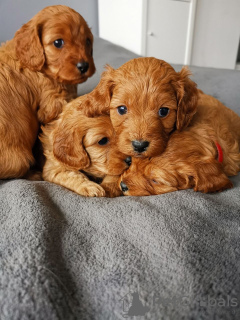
{"left": 215, "top": 141, "right": 223, "bottom": 163}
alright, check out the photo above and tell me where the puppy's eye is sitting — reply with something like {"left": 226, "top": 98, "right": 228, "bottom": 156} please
{"left": 86, "top": 38, "right": 91, "bottom": 47}
{"left": 117, "top": 106, "right": 127, "bottom": 115}
{"left": 53, "top": 39, "right": 64, "bottom": 49}
{"left": 158, "top": 107, "right": 169, "bottom": 118}
{"left": 98, "top": 137, "right": 109, "bottom": 145}
{"left": 86, "top": 38, "right": 93, "bottom": 56}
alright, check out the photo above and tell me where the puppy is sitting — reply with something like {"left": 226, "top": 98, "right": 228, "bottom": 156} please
{"left": 119, "top": 93, "right": 240, "bottom": 196}
{"left": 0, "top": 5, "right": 95, "bottom": 179}
{"left": 74, "top": 57, "right": 198, "bottom": 160}
{"left": 40, "top": 101, "right": 129, "bottom": 197}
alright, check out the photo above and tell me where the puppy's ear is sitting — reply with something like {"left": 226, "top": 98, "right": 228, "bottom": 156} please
{"left": 14, "top": 20, "right": 45, "bottom": 71}
{"left": 82, "top": 65, "right": 116, "bottom": 117}
{"left": 53, "top": 117, "right": 90, "bottom": 170}
{"left": 174, "top": 67, "right": 198, "bottom": 130}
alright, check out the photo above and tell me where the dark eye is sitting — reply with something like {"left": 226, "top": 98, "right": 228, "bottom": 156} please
{"left": 98, "top": 137, "right": 109, "bottom": 145}
{"left": 86, "top": 38, "right": 93, "bottom": 56}
{"left": 158, "top": 107, "right": 169, "bottom": 118}
{"left": 117, "top": 106, "right": 127, "bottom": 115}
{"left": 53, "top": 39, "right": 64, "bottom": 49}
{"left": 86, "top": 38, "right": 91, "bottom": 47}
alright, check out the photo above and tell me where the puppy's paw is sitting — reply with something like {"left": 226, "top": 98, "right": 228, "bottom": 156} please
{"left": 38, "top": 99, "right": 66, "bottom": 124}
{"left": 23, "top": 170, "right": 42, "bottom": 181}
{"left": 77, "top": 181, "right": 106, "bottom": 197}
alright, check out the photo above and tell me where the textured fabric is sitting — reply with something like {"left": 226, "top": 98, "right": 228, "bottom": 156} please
{"left": 0, "top": 37, "right": 240, "bottom": 320}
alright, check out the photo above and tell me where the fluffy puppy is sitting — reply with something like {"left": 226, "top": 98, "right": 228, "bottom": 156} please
{"left": 119, "top": 93, "right": 240, "bottom": 196}
{"left": 75, "top": 57, "right": 198, "bottom": 159}
{"left": 0, "top": 5, "right": 95, "bottom": 179}
{"left": 40, "top": 102, "right": 129, "bottom": 197}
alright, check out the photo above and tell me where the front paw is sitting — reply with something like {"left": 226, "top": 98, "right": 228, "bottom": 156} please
{"left": 38, "top": 99, "right": 66, "bottom": 124}
{"left": 77, "top": 180, "right": 106, "bottom": 197}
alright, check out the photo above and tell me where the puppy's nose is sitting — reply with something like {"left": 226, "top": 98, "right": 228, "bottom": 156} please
{"left": 132, "top": 140, "right": 149, "bottom": 153}
{"left": 76, "top": 61, "right": 89, "bottom": 74}
{"left": 124, "top": 157, "right": 132, "bottom": 166}
{"left": 120, "top": 181, "right": 128, "bottom": 192}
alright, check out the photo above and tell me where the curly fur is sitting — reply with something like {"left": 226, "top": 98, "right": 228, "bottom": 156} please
{"left": 40, "top": 99, "right": 129, "bottom": 197}
{"left": 73, "top": 57, "right": 199, "bottom": 158}
{"left": 120, "top": 93, "right": 240, "bottom": 196}
{"left": 0, "top": 5, "right": 95, "bottom": 179}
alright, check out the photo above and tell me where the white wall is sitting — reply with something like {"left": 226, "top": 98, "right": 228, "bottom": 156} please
{"left": 98, "top": 0, "right": 240, "bottom": 69}
{"left": 98, "top": 0, "right": 144, "bottom": 54}
{"left": 145, "top": 0, "right": 190, "bottom": 65}
{"left": 0, "top": 0, "right": 99, "bottom": 42}
{"left": 191, "top": 0, "right": 240, "bottom": 69}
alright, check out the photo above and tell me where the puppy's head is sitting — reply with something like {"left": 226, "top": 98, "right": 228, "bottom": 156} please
{"left": 81, "top": 116, "right": 130, "bottom": 178}
{"left": 119, "top": 157, "right": 179, "bottom": 196}
{"left": 14, "top": 5, "right": 95, "bottom": 84}
{"left": 94, "top": 58, "right": 198, "bottom": 158}
{"left": 119, "top": 158, "right": 154, "bottom": 196}
{"left": 53, "top": 112, "right": 129, "bottom": 178}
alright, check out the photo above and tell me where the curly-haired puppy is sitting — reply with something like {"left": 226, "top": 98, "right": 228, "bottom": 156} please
{"left": 40, "top": 101, "right": 129, "bottom": 197}
{"left": 75, "top": 57, "right": 198, "bottom": 160}
{"left": 0, "top": 5, "right": 95, "bottom": 179}
{"left": 119, "top": 93, "right": 240, "bottom": 196}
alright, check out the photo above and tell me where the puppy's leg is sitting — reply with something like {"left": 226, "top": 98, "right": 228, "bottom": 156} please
{"left": 0, "top": 116, "right": 38, "bottom": 179}
{"left": 23, "top": 170, "right": 42, "bottom": 181}
{"left": 38, "top": 92, "right": 67, "bottom": 124}
{"left": 37, "top": 83, "right": 77, "bottom": 124}
{"left": 0, "top": 144, "right": 35, "bottom": 179}
{"left": 0, "top": 67, "right": 40, "bottom": 179}
{"left": 42, "top": 160, "right": 105, "bottom": 197}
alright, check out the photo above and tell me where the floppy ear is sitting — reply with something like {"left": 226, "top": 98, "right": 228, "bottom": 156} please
{"left": 52, "top": 116, "right": 90, "bottom": 170}
{"left": 14, "top": 19, "right": 45, "bottom": 71}
{"left": 81, "top": 65, "right": 116, "bottom": 117}
{"left": 174, "top": 67, "right": 199, "bottom": 130}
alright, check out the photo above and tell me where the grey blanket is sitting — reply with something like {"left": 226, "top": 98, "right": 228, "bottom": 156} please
{"left": 1, "top": 38, "right": 240, "bottom": 320}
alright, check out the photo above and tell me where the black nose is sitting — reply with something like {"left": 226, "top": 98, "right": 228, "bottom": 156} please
{"left": 132, "top": 140, "right": 149, "bottom": 153}
{"left": 76, "top": 61, "right": 89, "bottom": 74}
{"left": 120, "top": 181, "right": 128, "bottom": 192}
{"left": 124, "top": 157, "right": 132, "bottom": 166}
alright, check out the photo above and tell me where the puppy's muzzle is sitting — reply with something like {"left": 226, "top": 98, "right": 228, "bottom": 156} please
{"left": 132, "top": 140, "right": 149, "bottom": 153}
{"left": 120, "top": 181, "right": 128, "bottom": 192}
{"left": 76, "top": 61, "right": 89, "bottom": 74}
{"left": 124, "top": 157, "right": 132, "bottom": 166}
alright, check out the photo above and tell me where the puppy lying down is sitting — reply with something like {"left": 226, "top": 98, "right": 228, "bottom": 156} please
{"left": 40, "top": 102, "right": 129, "bottom": 197}
{"left": 76, "top": 57, "right": 199, "bottom": 158}
{"left": 119, "top": 93, "right": 240, "bottom": 196}
{"left": 41, "top": 58, "right": 239, "bottom": 197}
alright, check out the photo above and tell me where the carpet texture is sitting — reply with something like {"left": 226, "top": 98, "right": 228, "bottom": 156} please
{"left": 0, "top": 37, "right": 240, "bottom": 320}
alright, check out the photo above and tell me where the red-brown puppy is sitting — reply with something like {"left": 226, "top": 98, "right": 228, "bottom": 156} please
{"left": 119, "top": 93, "right": 240, "bottom": 196}
{"left": 0, "top": 5, "right": 95, "bottom": 179}
{"left": 40, "top": 100, "right": 129, "bottom": 197}
{"left": 74, "top": 57, "right": 198, "bottom": 160}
